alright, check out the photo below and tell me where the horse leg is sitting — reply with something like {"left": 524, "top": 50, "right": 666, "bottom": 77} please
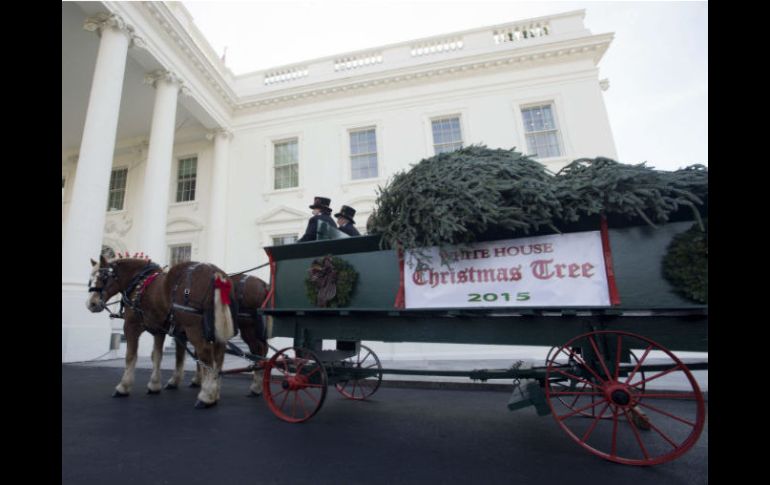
{"left": 190, "top": 338, "right": 218, "bottom": 408}
{"left": 213, "top": 342, "right": 226, "bottom": 402}
{"left": 114, "top": 322, "right": 141, "bottom": 397}
{"left": 165, "top": 338, "right": 186, "bottom": 390}
{"left": 190, "top": 362, "right": 202, "bottom": 388}
{"left": 146, "top": 333, "right": 165, "bottom": 394}
{"left": 240, "top": 318, "right": 265, "bottom": 396}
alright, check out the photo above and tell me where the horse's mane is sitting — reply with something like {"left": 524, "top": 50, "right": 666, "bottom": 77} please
{"left": 108, "top": 252, "right": 154, "bottom": 267}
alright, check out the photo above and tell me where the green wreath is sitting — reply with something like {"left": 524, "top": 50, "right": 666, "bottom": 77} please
{"left": 662, "top": 219, "right": 707, "bottom": 304}
{"left": 305, "top": 255, "right": 358, "bottom": 307}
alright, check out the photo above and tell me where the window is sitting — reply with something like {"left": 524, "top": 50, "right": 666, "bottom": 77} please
{"left": 521, "top": 104, "right": 562, "bottom": 158}
{"left": 107, "top": 168, "right": 128, "bottom": 211}
{"left": 273, "top": 139, "right": 299, "bottom": 189}
{"left": 176, "top": 157, "right": 197, "bottom": 202}
{"left": 431, "top": 116, "right": 463, "bottom": 154}
{"left": 349, "top": 128, "right": 378, "bottom": 179}
{"left": 169, "top": 245, "right": 192, "bottom": 266}
{"left": 272, "top": 234, "right": 298, "bottom": 246}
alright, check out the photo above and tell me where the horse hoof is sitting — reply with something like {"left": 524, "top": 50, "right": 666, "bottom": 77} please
{"left": 112, "top": 390, "right": 129, "bottom": 398}
{"left": 194, "top": 400, "right": 217, "bottom": 409}
{"left": 164, "top": 383, "right": 178, "bottom": 390}
{"left": 146, "top": 389, "right": 161, "bottom": 395}
{"left": 189, "top": 382, "right": 201, "bottom": 388}
{"left": 247, "top": 391, "right": 261, "bottom": 398}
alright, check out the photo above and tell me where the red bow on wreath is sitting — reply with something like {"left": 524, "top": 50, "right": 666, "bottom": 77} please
{"left": 308, "top": 255, "right": 337, "bottom": 307}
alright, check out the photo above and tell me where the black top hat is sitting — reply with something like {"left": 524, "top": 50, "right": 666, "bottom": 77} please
{"left": 334, "top": 205, "right": 356, "bottom": 224}
{"left": 309, "top": 196, "right": 332, "bottom": 211}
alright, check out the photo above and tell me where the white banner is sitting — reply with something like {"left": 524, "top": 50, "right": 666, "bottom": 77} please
{"left": 404, "top": 231, "right": 611, "bottom": 309}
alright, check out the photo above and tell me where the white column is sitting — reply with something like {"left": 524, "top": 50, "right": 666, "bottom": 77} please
{"left": 137, "top": 70, "right": 184, "bottom": 266}
{"left": 205, "top": 129, "right": 232, "bottom": 268}
{"left": 62, "top": 13, "right": 140, "bottom": 362}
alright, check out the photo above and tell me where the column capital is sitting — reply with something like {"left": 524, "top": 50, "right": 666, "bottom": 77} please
{"left": 143, "top": 69, "right": 185, "bottom": 89}
{"left": 83, "top": 13, "right": 144, "bottom": 48}
{"left": 205, "top": 129, "right": 233, "bottom": 141}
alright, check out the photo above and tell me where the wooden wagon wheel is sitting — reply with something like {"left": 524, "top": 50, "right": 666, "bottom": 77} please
{"left": 545, "top": 330, "right": 705, "bottom": 466}
{"left": 334, "top": 344, "right": 383, "bottom": 400}
{"left": 545, "top": 346, "right": 646, "bottom": 421}
{"left": 262, "top": 347, "right": 328, "bottom": 423}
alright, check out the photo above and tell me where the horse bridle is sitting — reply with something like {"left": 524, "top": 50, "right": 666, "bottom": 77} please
{"left": 88, "top": 266, "right": 117, "bottom": 302}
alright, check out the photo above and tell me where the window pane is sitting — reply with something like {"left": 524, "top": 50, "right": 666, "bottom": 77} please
{"left": 170, "top": 245, "right": 192, "bottom": 266}
{"left": 272, "top": 234, "right": 298, "bottom": 246}
{"left": 432, "top": 117, "right": 462, "bottom": 155}
{"left": 107, "top": 168, "right": 127, "bottom": 211}
{"left": 350, "top": 129, "right": 378, "bottom": 179}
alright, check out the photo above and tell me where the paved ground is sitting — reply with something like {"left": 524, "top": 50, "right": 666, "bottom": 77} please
{"left": 63, "top": 365, "right": 708, "bottom": 485}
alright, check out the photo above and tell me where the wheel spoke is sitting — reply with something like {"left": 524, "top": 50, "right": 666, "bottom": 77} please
{"left": 279, "top": 388, "right": 290, "bottom": 410}
{"left": 636, "top": 401, "right": 696, "bottom": 427}
{"left": 551, "top": 368, "right": 600, "bottom": 389}
{"left": 638, "top": 393, "right": 698, "bottom": 400}
{"left": 567, "top": 381, "right": 589, "bottom": 410}
{"left": 630, "top": 364, "right": 684, "bottom": 389}
{"left": 625, "top": 345, "right": 653, "bottom": 384}
{"left": 588, "top": 335, "right": 613, "bottom": 382}
{"left": 301, "top": 388, "right": 319, "bottom": 405}
{"left": 557, "top": 397, "right": 609, "bottom": 420}
{"left": 556, "top": 346, "right": 606, "bottom": 384}
{"left": 581, "top": 401, "right": 611, "bottom": 442}
{"left": 622, "top": 408, "right": 650, "bottom": 461}
{"left": 647, "top": 418, "right": 680, "bottom": 449}
{"left": 614, "top": 335, "right": 623, "bottom": 381}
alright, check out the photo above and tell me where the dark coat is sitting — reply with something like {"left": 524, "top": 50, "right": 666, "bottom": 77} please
{"left": 338, "top": 223, "right": 361, "bottom": 237}
{"left": 298, "top": 213, "right": 337, "bottom": 242}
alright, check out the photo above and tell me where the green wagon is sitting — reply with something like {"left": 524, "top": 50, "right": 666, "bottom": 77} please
{"left": 254, "top": 212, "right": 707, "bottom": 466}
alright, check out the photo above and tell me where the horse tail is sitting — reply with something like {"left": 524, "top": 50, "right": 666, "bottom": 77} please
{"left": 213, "top": 272, "right": 235, "bottom": 343}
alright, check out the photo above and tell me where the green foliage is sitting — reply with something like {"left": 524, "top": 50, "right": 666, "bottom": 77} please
{"left": 367, "top": 146, "right": 708, "bottom": 257}
{"left": 662, "top": 220, "right": 708, "bottom": 303}
{"left": 555, "top": 158, "right": 707, "bottom": 229}
{"left": 367, "top": 145, "right": 562, "bottom": 256}
{"left": 305, "top": 256, "right": 358, "bottom": 307}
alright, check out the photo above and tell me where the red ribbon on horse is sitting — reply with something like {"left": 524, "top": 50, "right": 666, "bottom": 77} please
{"left": 214, "top": 276, "right": 233, "bottom": 305}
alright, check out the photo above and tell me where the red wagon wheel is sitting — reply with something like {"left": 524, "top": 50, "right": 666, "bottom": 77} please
{"left": 262, "top": 347, "right": 328, "bottom": 423}
{"left": 546, "top": 346, "right": 645, "bottom": 421}
{"left": 545, "top": 330, "right": 705, "bottom": 466}
{"left": 335, "top": 344, "right": 383, "bottom": 400}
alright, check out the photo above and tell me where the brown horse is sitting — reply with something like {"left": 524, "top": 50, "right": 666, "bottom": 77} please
{"left": 188, "top": 273, "right": 271, "bottom": 396}
{"left": 87, "top": 255, "right": 235, "bottom": 408}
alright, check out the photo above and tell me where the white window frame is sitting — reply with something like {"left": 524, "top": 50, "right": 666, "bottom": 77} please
{"left": 106, "top": 166, "right": 129, "bottom": 213}
{"left": 512, "top": 96, "right": 571, "bottom": 164}
{"left": 270, "top": 136, "right": 301, "bottom": 192}
{"left": 341, "top": 122, "right": 383, "bottom": 184}
{"left": 168, "top": 243, "right": 193, "bottom": 266}
{"left": 174, "top": 155, "right": 198, "bottom": 204}
{"left": 422, "top": 109, "right": 470, "bottom": 158}
{"left": 271, "top": 233, "right": 299, "bottom": 246}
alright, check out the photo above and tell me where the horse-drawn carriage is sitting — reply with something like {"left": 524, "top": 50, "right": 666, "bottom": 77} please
{"left": 88, "top": 205, "right": 707, "bottom": 467}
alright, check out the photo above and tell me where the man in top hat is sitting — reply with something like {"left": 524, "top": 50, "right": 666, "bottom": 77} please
{"left": 335, "top": 205, "right": 361, "bottom": 237}
{"left": 298, "top": 196, "right": 337, "bottom": 242}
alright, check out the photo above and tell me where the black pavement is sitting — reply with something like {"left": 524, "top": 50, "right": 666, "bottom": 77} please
{"left": 63, "top": 365, "right": 707, "bottom": 485}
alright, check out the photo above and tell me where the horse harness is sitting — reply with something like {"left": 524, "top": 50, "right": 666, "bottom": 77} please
{"left": 166, "top": 262, "right": 239, "bottom": 344}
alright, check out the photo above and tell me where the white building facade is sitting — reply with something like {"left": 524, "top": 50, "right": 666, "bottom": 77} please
{"left": 62, "top": 1, "right": 617, "bottom": 362}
